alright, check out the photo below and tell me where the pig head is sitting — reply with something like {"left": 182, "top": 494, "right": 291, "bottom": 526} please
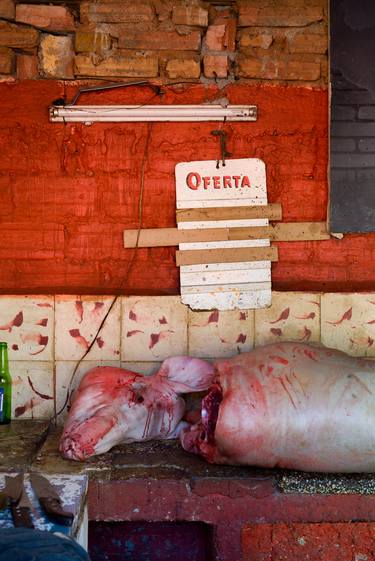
{"left": 60, "top": 356, "right": 214, "bottom": 461}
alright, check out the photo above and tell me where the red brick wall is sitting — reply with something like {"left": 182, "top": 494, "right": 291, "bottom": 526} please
{"left": 243, "top": 522, "right": 375, "bottom": 561}
{"left": 2, "top": 0, "right": 374, "bottom": 294}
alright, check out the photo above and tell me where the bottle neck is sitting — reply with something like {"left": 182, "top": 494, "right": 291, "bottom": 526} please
{"left": 0, "top": 344, "right": 9, "bottom": 373}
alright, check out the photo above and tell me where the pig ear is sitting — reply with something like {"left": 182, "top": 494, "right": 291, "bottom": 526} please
{"left": 155, "top": 356, "right": 214, "bottom": 393}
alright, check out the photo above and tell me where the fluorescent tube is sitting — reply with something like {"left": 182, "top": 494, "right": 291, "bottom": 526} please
{"left": 49, "top": 105, "right": 257, "bottom": 123}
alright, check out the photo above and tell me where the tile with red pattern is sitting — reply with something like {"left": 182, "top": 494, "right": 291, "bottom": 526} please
{"left": 55, "top": 295, "right": 120, "bottom": 361}
{"left": 10, "top": 361, "right": 54, "bottom": 419}
{"left": 0, "top": 295, "right": 54, "bottom": 360}
{"left": 255, "top": 292, "right": 320, "bottom": 346}
{"left": 188, "top": 309, "right": 254, "bottom": 358}
{"left": 121, "top": 296, "right": 188, "bottom": 361}
{"left": 321, "top": 293, "right": 375, "bottom": 356}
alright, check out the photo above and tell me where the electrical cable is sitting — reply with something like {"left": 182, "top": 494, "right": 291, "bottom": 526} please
{"left": 52, "top": 123, "right": 153, "bottom": 425}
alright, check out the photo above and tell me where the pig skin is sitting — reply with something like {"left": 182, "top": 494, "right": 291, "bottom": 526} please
{"left": 181, "top": 342, "right": 375, "bottom": 473}
{"left": 60, "top": 356, "right": 215, "bottom": 461}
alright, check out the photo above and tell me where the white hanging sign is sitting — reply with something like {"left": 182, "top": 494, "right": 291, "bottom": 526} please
{"left": 176, "top": 158, "right": 267, "bottom": 208}
{"left": 175, "top": 158, "right": 272, "bottom": 311}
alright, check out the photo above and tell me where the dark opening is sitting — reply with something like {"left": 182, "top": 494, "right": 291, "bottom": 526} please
{"left": 89, "top": 521, "right": 215, "bottom": 561}
{"left": 330, "top": 0, "right": 375, "bottom": 232}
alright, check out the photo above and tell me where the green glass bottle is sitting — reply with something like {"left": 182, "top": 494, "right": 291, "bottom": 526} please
{"left": 0, "top": 342, "right": 12, "bottom": 424}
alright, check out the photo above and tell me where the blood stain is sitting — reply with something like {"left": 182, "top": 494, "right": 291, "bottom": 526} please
{"left": 270, "top": 308, "right": 290, "bottom": 324}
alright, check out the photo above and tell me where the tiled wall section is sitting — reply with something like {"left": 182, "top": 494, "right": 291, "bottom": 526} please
{"left": 2, "top": 292, "right": 375, "bottom": 421}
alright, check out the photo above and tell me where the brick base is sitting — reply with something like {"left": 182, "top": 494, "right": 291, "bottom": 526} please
{"left": 243, "top": 522, "right": 375, "bottom": 561}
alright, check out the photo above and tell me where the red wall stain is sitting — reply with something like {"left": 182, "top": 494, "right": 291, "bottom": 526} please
{"left": 0, "top": 79, "right": 372, "bottom": 294}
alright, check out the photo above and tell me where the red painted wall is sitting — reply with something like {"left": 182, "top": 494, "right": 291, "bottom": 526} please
{"left": 0, "top": 80, "right": 373, "bottom": 294}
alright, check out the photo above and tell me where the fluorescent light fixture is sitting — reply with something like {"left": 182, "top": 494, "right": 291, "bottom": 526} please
{"left": 49, "top": 104, "right": 257, "bottom": 123}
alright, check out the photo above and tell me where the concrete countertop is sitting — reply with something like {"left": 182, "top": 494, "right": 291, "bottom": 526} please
{"left": 0, "top": 420, "right": 50, "bottom": 472}
{"left": 2, "top": 421, "right": 375, "bottom": 495}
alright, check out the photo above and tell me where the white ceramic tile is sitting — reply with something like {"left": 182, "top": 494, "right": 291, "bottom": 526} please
{"left": 55, "top": 295, "right": 120, "bottom": 361}
{"left": 55, "top": 360, "right": 121, "bottom": 425}
{"left": 255, "top": 292, "right": 321, "bottom": 346}
{"left": 0, "top": 295, "right": 54, "bottom": 360}
{"left": 120, "top": 362, "right": 161, "bottom": 376}
{"left": 188, "top": 308, "right": 254, "bottom": 358}
{"left": 10, "top": 361, "right": 54, "bottom": 419}
{"left": 321, "top": 293, "right": 375, "bottom": 356}
{"left": 121, "top": 296, "right": 188, "bottom": 361}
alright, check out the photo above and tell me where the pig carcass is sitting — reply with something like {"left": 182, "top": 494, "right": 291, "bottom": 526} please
{"left": 61, "top": 342, "right": 375, "bottom": 472}
{"left": 181, "top": 342, "right": 375, "bottom": 472}
{"left": 60, "top": 356, "right": 214, "bottom": 461}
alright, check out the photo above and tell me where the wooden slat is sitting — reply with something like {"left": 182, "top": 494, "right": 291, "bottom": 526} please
{"left": 176, "top": 246, "right": 278, "bottom": 266}
{"left": 182, "top": 290, "right": 271, "bottom": 311}
{"left": 180, "top": 261, "right": 271, "bottom": 273}
{"left": 270, "top": 222, "right": 330, "bottom": 241}
{"left": 181, "top": 281, "right": 271, "bottom": 294}
{"left": 124, "top": 222, "right": 329, "bottom": 248}
{"left": 176, "top": 203, "right": 282, "bottom": 223}
{"left": 124, "top": 227, "right": 233, "bottom": 248}
{"left": 180, "top": 267, "right": 271, "bottom": 286}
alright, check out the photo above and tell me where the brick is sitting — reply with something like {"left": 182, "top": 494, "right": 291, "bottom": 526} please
{"left": 238, "top": 5, "right": 324, "bottom": 27}
{"left": 278, "top": 59, "right": 321, "bottom": 81}
{"left": 15, "top": 4, "right": 75, "bottom": 32}
{"left": 119, "top": 30, "right": 201, "bottom": 50}
{"left": 207, "top": 8, "right": 236, "bottom": 52}
{"left": 39, "top": 34, "right": 74, "bottom": 79}
{"left": 331, "top": 138, "right": 356, "bottom": 152}
{"left": 331, "top": 169, "right": 355, "bottom": 182}
{"left": 237, "top": 56, "right": 321, "bottom": 81}
{"left": 239, "top": 31, "right": 273, "bottom": 49}
{"left": 358, "top": 138, "right": 375, "bottom": 152}
{"left": 332, "top": 105, "right": 355, "bottom": 121}
{"left": 75, "top": 52, "right": 158, "bottom": 77}
{"left": 66, "top": 223, "right": 125, "bottom": 260}
{"left": 357, "top": 168, "right": 375, "bottom": 181}
{"left": 289, "top": 32, "right": 327, "bottom": 54}
{"left": 333, "top": 90, "right": 375, "bottom": 105}
{"left": 203, "top": 54, "right": 228, "bottom": 78}
{"left": 0, "top": 175, "right": 13, "bottom": 217}
{"left": 12, "top": 176, "right": 100, "bottom": 221}
{"left": 75, "top": 31, "right": 112, "bottom": 54}
{"left": 165, "top": 57, "right": 200, "bottom": 79}
{"left": 172, "top": 5, "right": 208, "bottom": 26}
{"left": 331, "top": 153, "right": 375, "bottom": 168}
{"left": 80, "top": 1, "right": 154, "bottom": 24}
{"left": 358, "top": 105, "right": 375, "bottom": 120}
{"left": 16, "top": 53, "right": 39, "bottom": 79}
{"left": 0, "top": 222, "right": 64, "bottom": 260}
{"left": 243, "top": 522, "right": 375, "bottom": 561}
{"left": 0, "top": 0, "right": 15, "bottom": 19}
{"left": 0, "top": 47, "right": 13, "bottom": 74}
{"left": 0, "top": 20, "right": 39, "bottom": 49}
{"left": 205, "top": 24, "right": 225, "bottom": 50}
{"left": 332, "top": 122, "right": 375, "bottom": 136}
{"left": 94, "top": 20, "right": 156, "bottom": 37}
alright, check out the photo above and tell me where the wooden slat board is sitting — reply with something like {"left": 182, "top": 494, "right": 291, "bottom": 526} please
{"left": 123, "top": 222, "right": 329, "bottom": 248}
{"left": 180, "top": 261, "right": 271, "bottom": 273}
{"left": 181, "top": 289, "right": 272, "bottom": 311}
{"left": 176, "top": 246, "right": 278, "bottom": 266}
{"left": 180, "top": 267, "right": 271, "bottom": 286}
{"left": 176, "top": 203, "right": 282, "bottom": 222}
{"left": 181, "top": 281, "right": 271, "bottom": 294}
